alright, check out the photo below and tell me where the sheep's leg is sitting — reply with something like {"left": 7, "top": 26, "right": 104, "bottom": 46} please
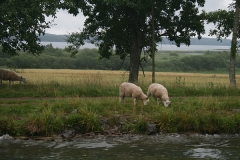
{"left": 119, "top": 96, "right": 125, "bottom": 104}
{"left": 157, "top": 98, "right": 160, "bottom": 105}
{"left": 134, "top": 98, "right": 137, "bottom": 105}
{"left": 154, "top": 97, "right": 158, "bottom": 104}
{"left": 119, "top": 97, "right": 122, "bottom": 103}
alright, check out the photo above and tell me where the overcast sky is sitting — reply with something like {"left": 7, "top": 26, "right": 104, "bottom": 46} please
{"left": 45, "top": 0, "right": 232, "bottom": 38}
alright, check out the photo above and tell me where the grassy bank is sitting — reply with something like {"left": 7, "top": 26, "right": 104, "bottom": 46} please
{"left": 1, "top": 69, "right": 240, "bottom": 137}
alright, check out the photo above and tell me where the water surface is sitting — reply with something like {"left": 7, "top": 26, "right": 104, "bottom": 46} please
{"left": 40, "top": 42, "right": 230, "bottom": 51}
{"left": 1, "top": 134, "right": 240, "bottom": 159}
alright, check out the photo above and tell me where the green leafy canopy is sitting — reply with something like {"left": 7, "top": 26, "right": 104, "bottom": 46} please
{"left": 0, "top": 0, "right": 60, "bottom": 56}
{"left": 64, "top": 0, "right": 205, "bottom": 57}
{"left": 63, "top": 0, "right": 206, "bottom": 82}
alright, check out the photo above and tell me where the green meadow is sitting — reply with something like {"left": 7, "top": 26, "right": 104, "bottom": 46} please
{"left": 1, "top": 69, "right": 240, "bottom": 137}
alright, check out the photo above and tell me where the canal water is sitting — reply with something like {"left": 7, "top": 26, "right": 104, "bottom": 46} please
{"left": 1, "top": 133, "right": 240, "bottom": 159}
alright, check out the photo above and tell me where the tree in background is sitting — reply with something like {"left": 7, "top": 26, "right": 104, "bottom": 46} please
{"left": 63, "top": 0, "right": 205, "bottom": 83}
{"left": 230, "top": 0, "right": 240, "bottom": 87}
{"left": 0, "top": 0, "right": 60, "bottom": 56}
{"left": 204, "top": 0, "right": 240, "bottom": 87}
{"left": 151, "top": 0, "right": 156, "bottom": 83}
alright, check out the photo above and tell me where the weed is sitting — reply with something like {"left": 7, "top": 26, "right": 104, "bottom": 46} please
{"left": 25, "top": 107, "right": 64, "bottom": 136}
{"left": 133, "top": 115, "right": 148, "bottom": 134}
{"left": 66, "top": 106, "right": 102, "bottom": 133}
{"left": 0, "top": 118, "right": 14, "bottom": 135}
{"left": 175, "top": 76, "right": 185, "bottom": 87}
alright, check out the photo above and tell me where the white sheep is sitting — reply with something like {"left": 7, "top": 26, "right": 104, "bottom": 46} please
{"left": 147, "top": 83, "right": 171, "bottom": 107}
{"left": 119, "top": 82, "right": 149, "bottom": 106}
{"left": 0, "top": 69, "right": 27, "bottom": 85}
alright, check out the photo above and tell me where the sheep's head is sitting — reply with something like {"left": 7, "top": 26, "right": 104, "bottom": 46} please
{"left": 163, "top": 100, "right": 171, "bottom": 107}
{"left": 21, "top": 77, "right": 27, "bottom": 83}
{"left": 143, "top": 97, "right": 149, "bottom": 106}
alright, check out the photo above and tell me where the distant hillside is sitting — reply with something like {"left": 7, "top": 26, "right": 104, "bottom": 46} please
{"left": 40, "top": 33, "right": 231, "bottom": 46}
{"left": 40, "top": 33, "right": 67, "bottom": 42}
{"left": 190, "top": 37, "right": 231, "bottom": 46}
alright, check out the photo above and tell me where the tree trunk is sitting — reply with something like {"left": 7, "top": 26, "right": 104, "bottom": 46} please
{"left": 151, "top": 0, "right": 155, "bottom": 83}
{"left": 229, "top": 0, "right": 240, "bottom": 87}
{"left": 128, "top": 13, "right": 142, "bottom": 83}
{"left": 129, "top": 33, "right": 142, "bottom": 83}
{"left": 229, "top": 55, "right": 236, "bottom": 87}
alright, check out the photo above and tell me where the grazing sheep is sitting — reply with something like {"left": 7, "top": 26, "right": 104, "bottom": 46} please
{"left": 0, "top": 69, "right": 27, "bottom": 85}
{"left": 147, "top": 83, "right": 171, "bottom": 107}
{"left": 119, "top": 82, "right": 149, "bottom": 106}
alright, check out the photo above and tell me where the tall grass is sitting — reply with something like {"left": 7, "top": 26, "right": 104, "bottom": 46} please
{"left": 1, "top": 96, "right": 240, "bottom": 136}
{"left": 1, "top": 69, "right": 240, "bottom": 98}
{"left": 0, "top": 69, "right": 240, "bottom": 136}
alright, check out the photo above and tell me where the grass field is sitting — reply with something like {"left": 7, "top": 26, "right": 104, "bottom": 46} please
{"left": 10, "top": 68, "right": 240, "bottom": 86}
{"left": 1, "top": 69, "right": 240, "bottom": 137}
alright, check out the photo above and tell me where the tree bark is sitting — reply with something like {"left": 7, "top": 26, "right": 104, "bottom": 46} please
{"left": 151, "top": 0, "right": 155, "bottom": 83}
{"left": 128, "top": 13, "right": 143, "bottom": 83}
{"left": 229, "top": 0, "right": 240, "bottom": 87}
{"left": 129, "top": 32, "right": 142, "bottom": 83}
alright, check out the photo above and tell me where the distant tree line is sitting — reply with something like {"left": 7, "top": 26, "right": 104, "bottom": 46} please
{"left": 0, "top": 44, "right": 239, "bottom": 73}
{"left": 143, "top": 52, "right": 231, "bottom": 72}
